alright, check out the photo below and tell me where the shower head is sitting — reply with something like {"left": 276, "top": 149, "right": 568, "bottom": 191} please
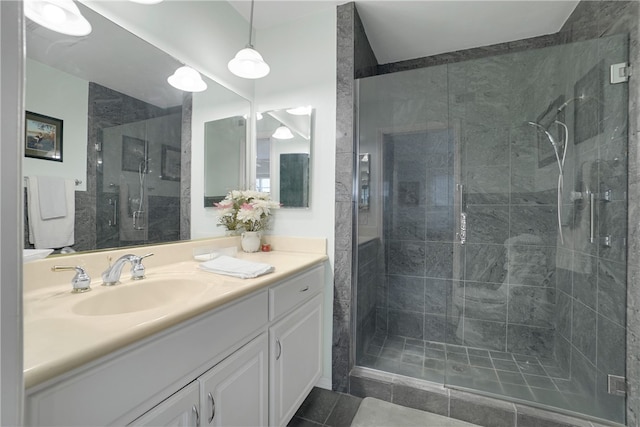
{"left": 557, "top": 95, "right": 585, "bottom": 113}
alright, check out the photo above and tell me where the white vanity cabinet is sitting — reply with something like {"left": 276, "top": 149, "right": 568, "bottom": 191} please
{"left": 132, "top": 333, "right": 268, "bottom": 427}
{"left": 130, "top": 381, "right": 200, "bottom": 427}
{"left": 269, "top": 293, "right": 323, "bottom": 427}
{"left": 268, "top": 265, "right": 324, "bottom": 427}
{"left": 25, "top": 262, "right": 325, "bottom": 427}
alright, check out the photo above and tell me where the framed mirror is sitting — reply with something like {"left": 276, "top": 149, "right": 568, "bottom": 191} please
{"left": 25, "top": 2, "right": 250, "bottom": 253}
{"left": 255, "top": 107, "right": 313, "bottom": 208}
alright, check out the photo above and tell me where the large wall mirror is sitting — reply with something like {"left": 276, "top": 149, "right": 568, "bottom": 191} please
{"left": 25, "top": 2, "right": 250, "bottom": 253}
{"left": 255, "top": 107, "right": 313, "bottom": 208}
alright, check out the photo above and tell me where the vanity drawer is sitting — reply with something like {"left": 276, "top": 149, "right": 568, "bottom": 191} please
{"left": 269, "top": 265, "right": 324, "bottom": 321}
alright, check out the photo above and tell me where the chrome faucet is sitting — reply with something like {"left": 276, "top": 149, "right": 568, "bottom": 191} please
{"left": 52, "top": 265, "right": 91, "bottom": 293}
{"left": 101, "top": 253, "right": 154, "bottom": 286}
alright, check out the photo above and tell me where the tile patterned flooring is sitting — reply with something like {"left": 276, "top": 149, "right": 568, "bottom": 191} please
{"left": 287, "top": 388, "right": 363, "bottom": 427}
{"left": 358, "top": 334, "right": 594, "bottom": 414}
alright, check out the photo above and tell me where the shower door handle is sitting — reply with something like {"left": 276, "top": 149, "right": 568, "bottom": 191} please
{"left": 589, "top": 191, "right": 595, "bottom": 244}
{"left": 457, "top": 184, "right": 466, "bottom": 245}
{"left": 108, "top": 198, "right": 117, "bottom": 227}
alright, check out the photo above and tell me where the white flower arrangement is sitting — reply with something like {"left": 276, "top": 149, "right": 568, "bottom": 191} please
{"left": 215, "top": 190, "right": 280, "bottom": 232}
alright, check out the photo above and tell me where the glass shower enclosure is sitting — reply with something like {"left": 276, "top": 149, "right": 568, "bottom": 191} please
{"left": 355, "top": 34, "right": 628, "bottom": 424}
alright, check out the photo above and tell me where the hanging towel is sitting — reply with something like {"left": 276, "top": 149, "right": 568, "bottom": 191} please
{"left": 199, "top": 255, "right": 274, "bottom": 279}
{"left": 27, "top": 176, "right": 75, "bottom": 249}
{"left": 38, "top": 176, "right": 67, "bottom": 219}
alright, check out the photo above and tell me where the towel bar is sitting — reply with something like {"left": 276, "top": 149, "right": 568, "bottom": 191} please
{"left": 24, "top": 177, "right": 82, "bottom": 186}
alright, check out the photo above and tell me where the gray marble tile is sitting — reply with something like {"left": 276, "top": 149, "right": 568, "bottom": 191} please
{"left": 425, "top": 278, "right": 452, "bottom": 315}
{"left": 388, "top": 240, "right": 426, "bottom": 276}
{"left": 388, "top": 275, "right": 425, "bottom": 313}
{"left": 390, "top": 206, "right": 426, "bottom": 241}
{"left": 571, "top": 252, "right": 597, "bottom": 310}
{"left": 465, "top": 205, "right": 509, "bottom": 245}
{"left": 510, "top": 205, "right": 557, "bottom": 246}
{"left": 388, "top": 309, "right": 424, "bottom": 340}
{"left": 508, "top": 286, "right": 555, "bottom": 328}
{"left": 556, "top": 291, "right": 572, "bottom": 341}
{"left": 597, "top": 258, "right": 626, "bottom": 327}
{"left": 391, "top": 384, "right": 449, "bottom": 416}
{"left": 424, "top": 242, "right": 454, "bottom": 279}
{"left": 464, "top": 127, "right": 510, "bottom": 167}
{"left": 492, "top": 359, "right": 519, "bottom": 372}
{"left": 425, "top": 209, "right": 455, "bottom": 242}
{"left": 294, "top": 387, "right": 339, "bottom": 424}
{"left": 464, "top": 243, "right": 507, "bottom": 284}
{"left": 349, "top": 375, "right": 392, "bottom": 401}
{"left": 465, "top": 166, "right": 510, "bottom": 205}
{"left": 462, "top": 319, "right": 506, "bottom": 351}
{"left": 450, "top": 393, "right": 515, "bottom": 427}
{"left": 462, "top": 281, "right": 507, "bottom": 322}
{"left": 506, "top": 325, "right": 554, "bottom": 359}
{"left": 572, "top": 302, "right": 597, "bottom": 364}
{"left": 596, "top": 313, "right": 626, "bottom": 377}
{"left": 325, "top": 393, "right": 363, "bottom": 427}
{"left": 424, "top": 314, "right": 455, "bottom": 343}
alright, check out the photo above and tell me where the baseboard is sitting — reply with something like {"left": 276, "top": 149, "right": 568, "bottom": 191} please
{"left": 315, "top": 376, "right": 332, "bottom": 390}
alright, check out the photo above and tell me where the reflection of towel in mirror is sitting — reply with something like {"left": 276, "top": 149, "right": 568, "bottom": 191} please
{"left": 27, "top": 176, "right": 75, "bottom": 249}
{"left": 199, "top": 256, "right": 274, "bottom": 279}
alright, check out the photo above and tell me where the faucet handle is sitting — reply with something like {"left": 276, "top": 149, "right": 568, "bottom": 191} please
{"left": 131, "top": 253, "right": 154, "bottom": 280}
{"left": 52, "top": 265, "right": 91, "bottom": 293}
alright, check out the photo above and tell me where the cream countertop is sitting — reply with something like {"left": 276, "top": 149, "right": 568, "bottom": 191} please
{"left": 23, "top": 236, "right": 327, "bottom": 389}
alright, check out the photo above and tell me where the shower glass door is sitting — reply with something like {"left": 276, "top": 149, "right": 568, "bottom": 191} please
{"left": 356, "top": 33, "right": 628, "bottom": 424}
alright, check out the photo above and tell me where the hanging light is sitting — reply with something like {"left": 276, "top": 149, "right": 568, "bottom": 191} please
{"left": 272, "top": 125, "right": 294, "bottom": 140}
{"left": 228, "top": 0, "right": 270, "bottom": 79}
{"left": 25, "top": 0, "right": 92, "bottom": 36}
{"left": 167, "top": 66, "right": 207, "bottom": 92}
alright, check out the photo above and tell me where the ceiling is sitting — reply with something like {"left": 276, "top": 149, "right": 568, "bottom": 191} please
{"left": 228, "top": 0, "right": 579, "bottom": 64}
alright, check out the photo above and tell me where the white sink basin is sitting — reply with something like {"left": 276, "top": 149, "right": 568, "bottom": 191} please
{"left": 72, "top": 277, "right": 208, "bottom": 316}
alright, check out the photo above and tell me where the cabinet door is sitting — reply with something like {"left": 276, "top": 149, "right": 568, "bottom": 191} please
{"left": 270, "top": 293, "right": 323, "bottom": 427}
{"left": 129, "top": 381, "right": 199, "bottom": 427}
{"left": 198, "top": 333, "right": 268, "bottom": 427}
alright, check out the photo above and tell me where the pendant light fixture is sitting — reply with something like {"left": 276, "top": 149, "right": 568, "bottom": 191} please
{"left": 167, "top": 66, "right": 207, "bottom": 92}
{"left": 24, "top": 0, "right": 92, "bottom": 36}
{"left": 272, "top": 125, "right": 294, "bottom": 140}
{"left": 228, "top": 0, "right": 270, "bottom": 79}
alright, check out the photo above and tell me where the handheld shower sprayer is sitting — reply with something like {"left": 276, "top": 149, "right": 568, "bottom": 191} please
{"left": 526, "top": 119, "right": 569, "bottom": 245}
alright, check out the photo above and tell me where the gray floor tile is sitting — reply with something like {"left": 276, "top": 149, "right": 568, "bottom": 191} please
{"left": 287, "top": 416, "right": 324, "bottom": 427}
{"left": 403, "top": 344, "right": 424, "bottom": 356}
{"left": 497, "top": 370, "right": 526, "bottom": 385}
{"left": 516, "top": 361, "right": 547, "bottom": 376}
{"left": 294, "top": 387, "right": 339, "bottom": 424}
{"left": 467, "top": 348, "right": 490, "bottom": 357}
{"left": 325, "top": 394, "right": 363, "bottom": 427}
{"left": 492, "top": 359, "right": 519, "bottom": 372}
{"left": 468, "top": 355, "right": 493, "bottom": 368}
{"left": 523, "top": 374, "right": 557, "bottom": 390}
{"left": 379, "top": 347, "right": 402, "bottom": 360}
{"left": 401, "top": 352, "right": 425, "bottom": 366}
{"left": 425, "top": 348, "right": 446, "bottom": 359}
{"left": 447, "top": 352, "right": 469, "bottom": 364}
{"left": 490, "top": 351, "right": 513, "bottom": 360}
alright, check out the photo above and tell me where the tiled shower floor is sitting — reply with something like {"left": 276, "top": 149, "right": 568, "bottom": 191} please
{"left": 359, "top": 334, "right": 597, "bottom": 415}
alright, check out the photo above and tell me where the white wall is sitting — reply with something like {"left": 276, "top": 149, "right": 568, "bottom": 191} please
{"left": 24, "top": 59, "right": 88, "bottom": 191}
{"left": 254, "top": 8, "right": 337, "bottom": 389}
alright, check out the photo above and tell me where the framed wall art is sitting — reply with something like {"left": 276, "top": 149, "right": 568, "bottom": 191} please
{"left": 25, "top": 111, "right": 63, "bottom": 162}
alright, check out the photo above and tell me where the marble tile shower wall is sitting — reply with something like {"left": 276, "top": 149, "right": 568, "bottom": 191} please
{"left": 356, "top": 238, "right": 384, "bottom": 361}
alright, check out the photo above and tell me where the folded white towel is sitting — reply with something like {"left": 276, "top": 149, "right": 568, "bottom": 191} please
{"left": 199, "top": 256, "right": 274, "bottom": 279}
{"left": 38, "top": 176, "right": 67, "bottom": 219}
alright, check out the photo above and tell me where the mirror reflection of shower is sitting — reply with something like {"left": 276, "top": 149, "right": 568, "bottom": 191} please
{"left": 133, "top": 155, "right": 148, "bottom": 231}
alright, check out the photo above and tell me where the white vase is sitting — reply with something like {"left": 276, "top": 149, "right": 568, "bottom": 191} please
{"left": 241, "top": 231, "right": 261, "bottom": 253}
